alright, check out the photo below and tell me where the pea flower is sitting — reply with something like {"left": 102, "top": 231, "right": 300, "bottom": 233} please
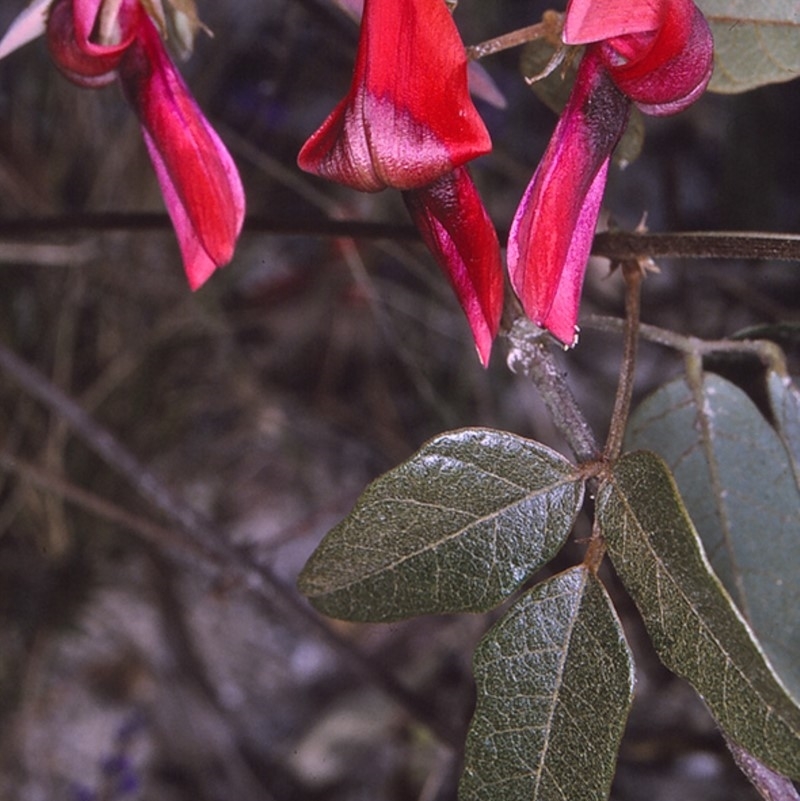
{"left": 0, "top": 0, "right": 245, "bottom": 290}
{"left": 298, "top": 0, "right": 503, "bottom": 365}
{"left": 508, "top": 0, "right": 713, "bottom": 346}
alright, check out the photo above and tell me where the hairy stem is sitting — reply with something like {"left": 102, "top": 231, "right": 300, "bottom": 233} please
{"left": 505, "top": 316, "right": 601, "bottom": 464}
{"left": 725, "top": 737, "right": 800, "bottom": 801}
{"left": 582, "top": 314, "right": 788, "bottom": 372}
{"left": 603, "top": 262, "right": 643, "bottom": 460}
{"left": 467, "top": 17, "right": 558, "bottom": 60}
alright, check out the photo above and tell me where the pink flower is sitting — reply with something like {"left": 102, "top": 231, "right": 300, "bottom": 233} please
{"left": 298, "top": 0, "right": 503, "bottom": 364}
{"left": 508, "top": 0, "right": 713, "bottom": 345}
{"left": 1, "top": 0, "right": 245, "bottom": 289}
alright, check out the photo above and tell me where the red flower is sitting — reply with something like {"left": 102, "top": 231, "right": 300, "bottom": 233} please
{"left": 298, "top": 0, "right": 502, "bottom": 364}
{"left": 298, "top": 0, "right": 491, "bottom": 192}
{"left": 1, "top": 0, "right": 245, "bottom": 289}
{"left": 508, "top": 0, "right": 713, "bottom": 345}
{"left": 404, "top": 168, "right": 504, "bottom": 365}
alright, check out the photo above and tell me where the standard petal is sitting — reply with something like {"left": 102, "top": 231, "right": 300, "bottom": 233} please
{"left": 403, "top": 167, "right": 503, "bottom": 366}
{"left": 564, "top": 0, "right": 662, "bottom": 45}
{"left": 508, "top": 48, "right": 629, "bottom": 345}
{"left": 118, "top": 14, "right": 245, "bottom": 287}
{"left": 298, "top": 0, "right": 491, "bottom": 191}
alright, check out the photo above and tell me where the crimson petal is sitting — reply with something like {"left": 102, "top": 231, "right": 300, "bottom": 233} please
{"left": 118, "top": 14, "right": 245, "bottom": 288}
{"left": 404, "top": 167, "right": 503, "bottom": 366}
{"left": 298, "top": 0, "right": 490, "bottom": 192}
{"left": 601, "top": 0, "right": 713, "bottom": 116}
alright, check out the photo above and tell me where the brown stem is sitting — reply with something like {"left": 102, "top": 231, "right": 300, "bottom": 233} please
{"left": 582, "top": 314, "right": 788, "bottom": 372}
{"left": 725, "top": 736, "right": 800, "bottom": 801}
{"left": 603, "top": 262, "right": 643, "bottom": 461}
{"left": 466, "top": 19, "right": 555, "bottom": 60}
{"left": 583, "top": 519, "right": 607, "bottom": 574}
{"left": 592, "top": 230, "right": 800, "bottom": 261}
{"left": 505, "top": 316, "right": 601, "bottom": 464}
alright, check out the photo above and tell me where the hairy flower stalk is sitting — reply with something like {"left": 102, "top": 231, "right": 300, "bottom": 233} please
{"left": 0, "top": 0, "right": 245, "bottom": 289}
{"left": 509, "top": 0, "right": 713, "bottom": 346}
{"left": 298, "top": 0, "right": 503, "bottom": 365}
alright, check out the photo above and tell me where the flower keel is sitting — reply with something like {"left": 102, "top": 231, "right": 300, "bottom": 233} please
{"left": 118, "top": 15, "right": 245, "bottom": 288}
{"left": 404, "top": 167, "right": 504, "bottom": 366}
{"left": 508, "top": 49, "right": 629, "bottom": 345}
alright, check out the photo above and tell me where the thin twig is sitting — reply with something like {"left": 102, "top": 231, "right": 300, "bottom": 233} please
{"left": 0, "top": 451, "right": 209, "bottom": 560}
{"left": 581, "top": 314, "right": 788, "bottom": 372}
{"left": 593, "top": 230, "right": 800, "bottom": 262}
{"left": 505, "top": 317, "right": 601, "bottom": 464}
{"left": 725, "top": 736, "right": 800, "bottom": 801}
{"left": 603, "top": 262, "right": 643, "bottom": 461}
{"left": 467, "top": 19, "right": 554, "bottom": 60}
{"left": 2, "top": 216, "right": 800, "bottom": 261}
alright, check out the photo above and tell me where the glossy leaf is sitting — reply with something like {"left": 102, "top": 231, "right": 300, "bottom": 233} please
{"left": 461, "top": 566, "right": 634, "bottom": 801}
{"left": 625, "top": 373, "right": 800, "bottom": 702}
{"left": 597, "top": 451, "right": 800, "bottom": 779}
{"left": 298, "top": 428, "right": 584, "bottom": 622}
{"left": 696, "top": 0, "right": 800, "bottom": 92}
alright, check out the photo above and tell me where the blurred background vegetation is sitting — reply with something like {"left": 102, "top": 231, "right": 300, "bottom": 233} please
{"left": 0, "top": 1, "right": 798, "bottom": 799}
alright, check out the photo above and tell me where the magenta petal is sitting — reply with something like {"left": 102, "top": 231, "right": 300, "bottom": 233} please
{"left": 403, "top": 168, "right": 503, "bottom": 366}
{"left": 118, "top": 15, "right": 245, "bottom": 288}
{"left": 541, "top": 160, "right": 608, "bottom": 343}
{"left": 141, "top": 130, "right": 216, "bottom": 289}
{"left": 508, "top": 49, "right": 628, "bottom": 345}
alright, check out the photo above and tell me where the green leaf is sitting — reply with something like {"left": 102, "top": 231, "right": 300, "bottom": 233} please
{"left": 597, "top": 451, "right": 800, "bottom": 779}
{"left": 696, "top": 1, "right": 800, "bottom": 93}
{"left": 298, "top": 428, "right": 584, "bottom": 622}
{"left": 697, "top": 1, "right": 800, "bottom": 24}
{"left": 460, "top": 566, "right": 634, "bottom": 801}
{"left": 625, "top": 373, "right": 800, "bottom": 703}
{"left": 766, "top": 369, "right": 800, "bottom": 487}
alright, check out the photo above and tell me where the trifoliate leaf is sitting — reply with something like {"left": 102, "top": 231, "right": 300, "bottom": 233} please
{"left": 625, "top": 373, "right": 800, "bottom": 703}
{"left": 597, "top": 451, "right": 800, "bottom": 779}
{"left": 298, "top": 428, "right": 584, "bottom": 622}
{"left": 461, "top": 566, "right": 634, "bottom": 801}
